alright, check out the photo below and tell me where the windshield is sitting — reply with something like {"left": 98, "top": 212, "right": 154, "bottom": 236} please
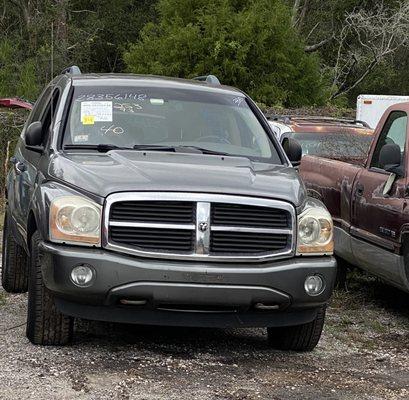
{"left": 292, "top": 131, "right": 373, "bottom": 160}
{"left": 63, "top": 86, "right": 281, "bottom": 163}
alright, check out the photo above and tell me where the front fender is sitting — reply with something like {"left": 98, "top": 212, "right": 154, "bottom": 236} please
{"left": 28, "top": 181, "right": 104, "bottom": 248}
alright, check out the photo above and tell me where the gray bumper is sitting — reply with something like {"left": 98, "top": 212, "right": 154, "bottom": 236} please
{"left": 39, "top": 241, "right": 337, "bottom": 328}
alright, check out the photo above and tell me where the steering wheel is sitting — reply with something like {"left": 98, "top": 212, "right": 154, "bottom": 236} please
{"left": 197, "top": 135, "right": 231, "bottom": 144}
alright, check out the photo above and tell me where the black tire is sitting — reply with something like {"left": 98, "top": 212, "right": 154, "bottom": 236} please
{"left": 334, "top": 256, "right": 347, "bottom": 290}
{"left": 1, "top": 209, "right": 29, "bottom": 293}
{"left": 26, "top": 231, "right": 73, "bottom": 345}
{"left": 267, "top": 306, "right": 326, "bottom": 352}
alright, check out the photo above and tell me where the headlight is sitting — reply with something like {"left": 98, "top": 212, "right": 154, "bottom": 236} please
{"left": 297, "top": 199, "right": 333, "bottom": 255}
{"left": 49, "top": 196, "right": 101, "bottom": 246}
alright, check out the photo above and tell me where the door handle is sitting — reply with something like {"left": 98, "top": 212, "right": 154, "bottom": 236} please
{"left": 14, "top": 161, "right": 27, "bottom": 175}
{"left": 355, "top": 183, "right": 364, "bottom": 197}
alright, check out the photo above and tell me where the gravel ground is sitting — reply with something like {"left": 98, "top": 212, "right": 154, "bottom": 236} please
{"left": 1, "top": 248, "right": 409, "bottom": 399}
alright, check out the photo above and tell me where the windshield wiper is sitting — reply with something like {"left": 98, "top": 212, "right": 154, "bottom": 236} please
{"left": 177, "top": 146, "right": 229, "bottom": 155}
{"left": 132, "top": 144, "right": 179, "bottom": 151}
{"left": 132, "top": 144, "right": 229, "bottom": 155}
{"left": 64, "top": 143, "right": 229, "bottom": 156}
{"left": 63, "top": 144, "right": 132, "bottom": 152}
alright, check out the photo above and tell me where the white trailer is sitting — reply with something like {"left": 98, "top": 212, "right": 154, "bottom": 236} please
{"left": 356, "top": 94, "right": 409, "bottom": 129}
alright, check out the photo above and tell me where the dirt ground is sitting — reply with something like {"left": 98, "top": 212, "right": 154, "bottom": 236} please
{"left": 1, "top": 246, "right": 409, "bottom": 399}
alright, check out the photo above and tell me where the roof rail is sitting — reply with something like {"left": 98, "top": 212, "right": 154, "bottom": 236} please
{"left": 192, "top": 74, "right": 221, "bottom": 85}
{"left": 61, "top": 65, "right": 82, "bottom": 75}
{"left": 266, "top": 114, "right": 370, "bottom": 128}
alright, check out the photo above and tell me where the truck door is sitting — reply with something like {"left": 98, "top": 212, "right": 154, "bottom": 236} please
{"left": 350, "top": 110, "right": 408, "bottom": 281}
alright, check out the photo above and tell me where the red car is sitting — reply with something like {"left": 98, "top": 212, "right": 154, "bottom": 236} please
{"left": 0, "top": 97, "right": 33, "bottom": 110}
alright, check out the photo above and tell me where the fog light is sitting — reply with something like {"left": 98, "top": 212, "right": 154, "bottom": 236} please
{"left": 70, "top": 264, "right": 95, "bottom": 287}
{"left": 304, "top": 275, "right": 324, "bottom": 296}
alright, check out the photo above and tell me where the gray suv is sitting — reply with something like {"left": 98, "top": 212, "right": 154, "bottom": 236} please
{"left": 2, "top": 67, "right": 336, "bottom": 350}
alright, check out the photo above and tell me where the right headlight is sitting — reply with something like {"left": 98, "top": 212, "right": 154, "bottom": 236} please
{"left": 49, "top": 195, "right": 101, "bottom": 246}
{"left": 297, "top": 199, "right": 334, "bottom": 255}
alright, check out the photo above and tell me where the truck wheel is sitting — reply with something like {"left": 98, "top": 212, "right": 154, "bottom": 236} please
{"left": 335, "top": 256, "right": 348, "bottom": 290}
{"left": 267, "top": 306, "right": 326, "bottom": 351}
{"left": 1, "top": 209, "right": 28, "bottom": 293}
{"left": 26, "top": 231, "right": 73, "bottom": 345}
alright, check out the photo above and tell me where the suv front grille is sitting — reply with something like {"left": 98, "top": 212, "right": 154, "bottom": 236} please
{"left": 104, "top": 193, "right": 295, "bottom": 262}
{"left": 211, "top": 203, "right": 289, "bottom": 228}
{"left": 110, "top": 226, "right": 195, "bottom": 252}
{"left": 110, "top": 201, "right": 195, "bottom": 223}
{"left": 210, "top": 231, "right": 289, "bottom": 253}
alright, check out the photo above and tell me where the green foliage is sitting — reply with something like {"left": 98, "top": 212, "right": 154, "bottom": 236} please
{"left": 0, "top": 39, "right": 39, "bottom": 100}
{"left": 124, "top": 0, "right": 327, "bottom": 107}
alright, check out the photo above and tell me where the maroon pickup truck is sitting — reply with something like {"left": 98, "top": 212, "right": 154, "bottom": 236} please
{"left": 300, "top": 102, "right": 409, "bottom": 293}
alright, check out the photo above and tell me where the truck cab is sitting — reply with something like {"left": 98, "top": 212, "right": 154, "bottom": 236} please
{"left": 2, "top": 68, "right": 336, "bottom": 350}
{"left": 300, "top": 103, "right": 409, "bottom": 292}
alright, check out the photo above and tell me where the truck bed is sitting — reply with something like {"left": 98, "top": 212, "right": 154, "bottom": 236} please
{"left": 299, "top": 155, "right": 361, "bottom": 230}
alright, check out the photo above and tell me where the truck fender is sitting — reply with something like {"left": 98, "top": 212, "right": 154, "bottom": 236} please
{"left": 27, "top": 185, "right": 50, "bottom": 253}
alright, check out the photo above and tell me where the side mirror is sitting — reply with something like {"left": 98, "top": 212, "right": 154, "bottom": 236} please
{"left": 25, "top": 121, "right": 44, "bottom": 153}
{"left": 379, "top": 143, "right": 401, "bottom": 175}
{"left": 282, "top": 138, "right": 302, "bottom": 167}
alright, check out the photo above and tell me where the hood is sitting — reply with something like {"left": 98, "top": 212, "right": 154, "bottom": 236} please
{"left": 49, "top": 151, "right": 305, "bottom": 207}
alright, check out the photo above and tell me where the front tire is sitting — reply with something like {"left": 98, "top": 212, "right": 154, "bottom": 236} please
{"left": 267, "top": 306, "right": 326, "bottom": 351}
{"left": 26, "top": 231, "right": 73, "bottom": 345}
{"left": 1, "top": 209, "right": 28, "bottom": 293}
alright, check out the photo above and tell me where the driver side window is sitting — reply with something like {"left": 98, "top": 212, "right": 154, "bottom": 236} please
{"left": 371, "top": 111, "right": 407, "bottom": 169}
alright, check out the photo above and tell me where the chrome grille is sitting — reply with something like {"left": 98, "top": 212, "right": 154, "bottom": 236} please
{"left": 104, "top": 193, "right": 295, "bottom": 262}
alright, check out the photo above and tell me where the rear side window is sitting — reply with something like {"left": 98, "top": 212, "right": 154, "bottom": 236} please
{"left": 290, "top": 131, "right": 373, "bottom": 160}
{"left": 371, "top": 111, "right": 407, "bottom": 169}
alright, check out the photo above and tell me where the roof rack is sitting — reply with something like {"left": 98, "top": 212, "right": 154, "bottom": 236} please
{"left": 61, "top": 65, "right": 82, "bottom": 75}
{"left": 192, "top": 74, "right": 221, "bottom": 85}
{"left": 266, "top": 114, "right": 370, "bottom": 128}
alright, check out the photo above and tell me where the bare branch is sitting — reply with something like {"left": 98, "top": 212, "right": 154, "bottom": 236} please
{"left": 330, "top": 2, "right": 409, "bottom": 99}
{"left": 305, "top": 34, "right": 334, "bottom": 53}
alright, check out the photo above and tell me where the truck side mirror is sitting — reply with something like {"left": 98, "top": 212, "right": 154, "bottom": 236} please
{"left": 25, "top": 121, "right": 44, "bottom": 153}
{"left": 379, "top": 143, "right": 402, "bottom": 175}
{"left": 283, "top": 138, "right": 302, "bottom": 167}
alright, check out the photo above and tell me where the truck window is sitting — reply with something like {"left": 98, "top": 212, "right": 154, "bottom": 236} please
{"left": 370, "top": 111, "right": 407, "bottom": 170}
{"left": 40, "top": 89, "right": 60, "bottom": 145}
{"left": 290, "top": 131, "right": 372, "bottom": 160}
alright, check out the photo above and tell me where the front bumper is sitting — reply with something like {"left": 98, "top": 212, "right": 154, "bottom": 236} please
{"left": 39, "top": 241, "right": 337, "bottom": 328}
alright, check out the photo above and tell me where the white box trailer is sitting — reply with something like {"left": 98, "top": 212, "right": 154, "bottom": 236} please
{"left": 356, "top": 94, "right": 409, "bottom": 129}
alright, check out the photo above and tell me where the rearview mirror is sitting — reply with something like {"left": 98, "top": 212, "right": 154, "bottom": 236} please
{"left": 25, "top": 121, "right": 44, "bottom": 153}
{"left": 379, "top": 143, "right": 402, "bottom": 175}
{"left": 282, "top": 138, "right": 302, "bottom": 167}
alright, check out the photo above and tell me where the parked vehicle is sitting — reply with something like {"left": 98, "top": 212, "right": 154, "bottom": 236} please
{"left": 0, "top": 97, "right": 33, "bottom": 110}
{"left": 2, "top": 67, "right": 336, "bottom": 350}
{"left": 268, "top": 116, "right": 374, "bottom": 165}
{"left": 300, "top": 102, "right": 409, "bottom": 293}
{"left": 357, "top": 94, "right": 409, "bottom": 129}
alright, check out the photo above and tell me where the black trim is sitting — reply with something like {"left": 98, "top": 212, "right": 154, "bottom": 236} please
{"left": 57, "top": 84, "right": 74, "bottom": 151}
{"left": 350, "top": 226, "right": 396, "bottom": 251}
{"left": 55, "top": 297, "right": 319, "bottom": 328}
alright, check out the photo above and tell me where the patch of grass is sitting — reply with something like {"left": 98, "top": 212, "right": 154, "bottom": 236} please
{"left": 0, "top": 292, "right": 6, "bottom": 306}
{"left": 0, "top": 201, "right": 4, "bottom": 230}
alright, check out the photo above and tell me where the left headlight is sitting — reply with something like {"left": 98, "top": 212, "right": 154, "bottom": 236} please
{"left": 49, "top": 196, "right": 101, "bottom": 246}
{"left": 297, "top": 199, "right": 333, "bottom": 255}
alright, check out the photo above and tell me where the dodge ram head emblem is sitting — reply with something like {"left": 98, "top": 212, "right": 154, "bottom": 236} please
{"left": 198, "top": 222, "right": 208, "bottom": 232}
